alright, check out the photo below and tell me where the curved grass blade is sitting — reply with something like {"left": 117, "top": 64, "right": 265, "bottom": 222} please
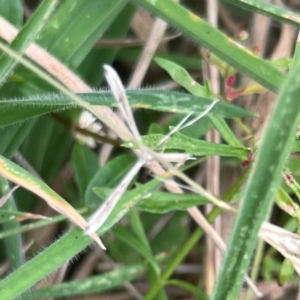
{"left": 211, "top": 39, "right": 300, "bottom": 300}
{"left": 166, "top": 279, "right": 209, "bottom": 300}
{"left": 0, "top": 90, "right": 255, "bottom": 127}
{"left": 0, "top": 155, "right": 105, "bottom": 249}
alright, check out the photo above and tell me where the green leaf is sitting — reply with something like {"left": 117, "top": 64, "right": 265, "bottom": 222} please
{"left": 138, "top": 190, "right": 209, "bottom": 213}
{"left": 275, "top": 187, "right": 300, "bottom": 219}
{"left": 278, "top": 258, "right": 295, "bottom": 285}
{"left": 0, "top": 178, "right": 24, "bottom": 270}
{"left": 131, "top": 0, "right": 284, "bottom": 92}
{"left": 112, "top": 225, "right": 160, "bottom": 276}
{"left": 0, "top": 90, "right": 255, "bottom": 127}
{"left": 144, "top": 169, "right": 249, "bottom": 300}
{"left": 78, "top": 3, "right": 135, "bottom": 86}
{"left": 210, "top": 115, "right": 242, "bottom": 147}
{"left": 71, "top": 142, "right": 99, "bottom": 196}
{"left": 94, "top": 187, "right": 208, "bottom": 213}
{"left": 166, "top": 279, "right": 209, "bottom": 300}
{"left": 1, "top": 121, "right": 35, "bottom": 158}
{"left": 23, "top": 254, "right": 166, "bottom": 299}
{"left": 224, "top": 0, "right": 300, "bottom": 28}
{"left": 124, "top": 132, "right": 249, "bottom": 159}
{"left": 155, "top": 57, "right": 213, "bottom": 98}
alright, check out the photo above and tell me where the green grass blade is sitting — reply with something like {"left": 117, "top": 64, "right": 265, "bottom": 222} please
{"left": 0, "top": 0, "right": 59, "bottom": 84}
{"left": 224, "top": 0, "right": 300, "bottom": 27}
{"left": 112, "top": 225, "right": 160, "bottom": 276}
{"left": 131, "top": 0, "right": 284, "bottom": 92}
{"left": 71, "top": 142, "right": 98, "bottom": 196}
{"left": 210, "top": 115, "right": 242, "bottom": 147}
{"left": 1, "top": 121, "right": 35, "bottom": 158}
{"left": 79, "top": 3, "right": 135, "bottom": 86}
{"left": 23, "top": 254, "right": 166, "bottom": 299}
{"left": 0, "top": 90, "right": 255, "bottom": 127}
{"left": 138, "top": 191, "right": 208, "bottom": 213}
{"left": 124, "top": 132, "right": 249, "bottom": 159}
{"left": 166, "top": 279, "right": 209, "bottom": 300}
{"left": 211, "top": 40, "right": 300, "bottom": 300}
{"left": 94, "top": 187, "right": 209, "bottom": 213}
{"left": 0, "top": 178, "right": 24, "bottom": 270}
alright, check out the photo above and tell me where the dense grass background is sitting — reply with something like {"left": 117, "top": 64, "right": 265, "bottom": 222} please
{"left": 0, "top": 0, "right": 300, "bottom": 299}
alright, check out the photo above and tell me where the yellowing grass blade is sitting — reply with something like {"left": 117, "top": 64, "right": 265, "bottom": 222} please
{"left": 0, "top": 155, "right": 105, "bottom": 250}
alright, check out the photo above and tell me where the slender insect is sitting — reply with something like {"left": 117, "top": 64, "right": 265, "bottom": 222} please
{"left": 86, "top": 65, "right": 149, "bottom": 236}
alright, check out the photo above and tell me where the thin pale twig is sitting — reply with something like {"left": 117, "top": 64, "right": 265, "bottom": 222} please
{"left": 204, "top": 0, "right": 222, "bottom": 290}
{"left": 128, "top": 17, "right": 169, "bottom": 89}
{"left": 190, "top": 207, "right": 263, "bottom": 297}
{"left": 0, "top": 185, "right": 19, "bottom": 208}
{"left": 86, "top": 158, "right": 146, "bottom": 234}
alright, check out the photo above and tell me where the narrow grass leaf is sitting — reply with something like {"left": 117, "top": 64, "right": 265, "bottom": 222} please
{"left": 71, "top": 142, "right": 99, "bottom": 196}
{"left": 0, "top": 210, "right": 51, "bottom": 223}
{"left": 155, "top": 57, "right": 213, "bottom": 98}
{"left": 94, "top": 187, "right": 208, "bottom": 214}
{"left": 112, "top": 225, "right": 160, "bottom": 276}
{"left": 23, "top": 255, "right": 166, "bottom": 299}
{"left": 224, "top": 0, "right": 300, "bottom": 28}
{"left": 166, "top": 279, "right": 209, "bottom": 300}
{"left": 124, "top": 132, "right": 249, "bottom": 159}
{"left": 0, "top": 178, "right": 24, "bottom": 270}
{"left": 211, "top": 40, "right": 300, "bottom": 300}
{"left": 0, "top": 90, "right": 255, "bottom": 127}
